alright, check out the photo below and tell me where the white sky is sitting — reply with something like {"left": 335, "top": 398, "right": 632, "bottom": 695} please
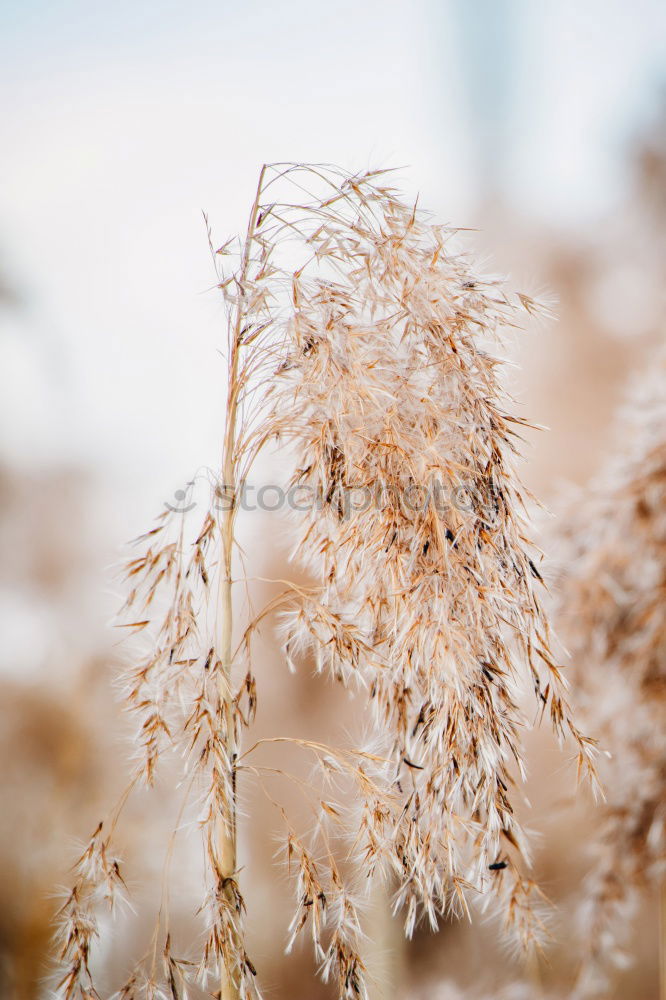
{"left": 1, "top": 0, "right": 665, "bottom": 514}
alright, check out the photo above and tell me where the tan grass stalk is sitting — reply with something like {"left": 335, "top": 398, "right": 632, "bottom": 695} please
{"left": 214, "top": 163, "right": 266, "bottom": 1000}
{"left": 53, "top": 164, "right": 596, "bottom": 1000}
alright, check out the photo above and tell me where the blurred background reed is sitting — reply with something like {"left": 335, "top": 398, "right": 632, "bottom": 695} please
{"left": 1, "top": 1, "right": 665, "bottom": 997}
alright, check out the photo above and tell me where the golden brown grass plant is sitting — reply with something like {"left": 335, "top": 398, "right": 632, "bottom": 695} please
{"left": 54, "top": 164, "right": 597, "bottom": 1000}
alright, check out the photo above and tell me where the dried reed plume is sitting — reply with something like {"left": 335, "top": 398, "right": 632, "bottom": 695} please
{"left": 555, "top": 347, "right": 666, "bottom": 997}
{"left": 54, "top": 164, "right": 596, "bottom": 1000}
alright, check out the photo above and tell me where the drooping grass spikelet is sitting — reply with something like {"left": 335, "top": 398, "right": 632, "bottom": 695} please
{"left": 267, "top": 165, "right": 596, "bottom": 952}
{"left": 53, "top": 164, "right": 595, "bottom": 999}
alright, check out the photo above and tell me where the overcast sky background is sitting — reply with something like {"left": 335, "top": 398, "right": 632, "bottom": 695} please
{"left": 1, "top": 0, "right": 665, "bottom": 515}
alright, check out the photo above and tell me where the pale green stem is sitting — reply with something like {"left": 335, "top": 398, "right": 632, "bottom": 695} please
{"left": 216, "top": 165, "right": 266, "bottom": 1000}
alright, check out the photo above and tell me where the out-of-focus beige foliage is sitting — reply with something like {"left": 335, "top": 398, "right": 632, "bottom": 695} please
{"left": 555, "top": 348, "right": 666, "bottom": 998}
